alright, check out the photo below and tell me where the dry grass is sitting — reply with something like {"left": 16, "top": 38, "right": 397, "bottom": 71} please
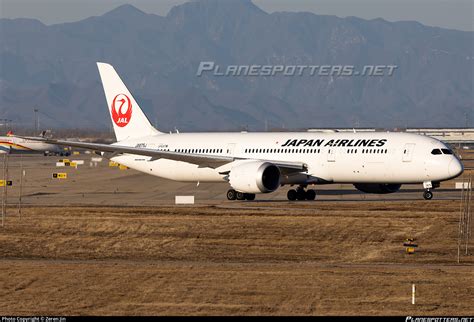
{"left": 0, "top": 201, "right": 473, "bottom": 315}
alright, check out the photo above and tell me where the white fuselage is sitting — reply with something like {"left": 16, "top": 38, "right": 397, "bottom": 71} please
{"left": 110, "top": 131, "right": 463, "bottom": 186}
{"left": 0, "top": 136, "right": 62, "bottom": 154}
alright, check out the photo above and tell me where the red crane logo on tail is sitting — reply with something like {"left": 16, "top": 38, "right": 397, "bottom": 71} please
{"left": 111, "top": 94, "right": 132, "bottom": 127}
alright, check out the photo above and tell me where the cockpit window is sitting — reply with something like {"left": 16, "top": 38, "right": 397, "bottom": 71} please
{"left": 441, "top": 149, "right": 453, "bottom": 155}
{"left": 431, "top": 149, "right": 442, "bottom": 155}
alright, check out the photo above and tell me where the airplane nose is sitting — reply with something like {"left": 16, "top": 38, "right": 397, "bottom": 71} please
{"left": 448, "top": 159, "right": 463, "bottom": 177}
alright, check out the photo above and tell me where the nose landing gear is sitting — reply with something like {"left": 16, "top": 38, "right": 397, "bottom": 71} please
{"left": 422, "top": 181, "right": 439, "bottom": 200}
{"left": 423, "top": 190, "right": 433, "bottom": 200}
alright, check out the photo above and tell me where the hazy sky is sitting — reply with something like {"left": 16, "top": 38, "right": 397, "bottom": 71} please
{"left": 0, "top": 0, "right": 472, "bottom": 31}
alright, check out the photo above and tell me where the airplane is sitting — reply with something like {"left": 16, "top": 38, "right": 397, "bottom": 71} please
{"left": 0, "top": 131, "right": 67, "bottom": 156}
{"left": 17, "top": 62, "right": 464, "bottom": 201}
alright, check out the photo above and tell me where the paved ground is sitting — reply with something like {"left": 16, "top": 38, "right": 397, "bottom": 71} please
{"left": 0, "top": 151, "right": 472, "bottom": 206}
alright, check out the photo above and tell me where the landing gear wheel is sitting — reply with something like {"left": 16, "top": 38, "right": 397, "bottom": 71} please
{"left": 236, "top": 192, "right": 246, "bottom": 200}
{"left": 245, "top": 193, "right": 256, "bottom": 201}
{"left": 287, "top": 189, "right": 297, "bottom": 201}
{"left": 227, "top": 189, "right": 237, "bottom": 200}
{"left": 423, "top": 190, "right": 433, "bottom": 200}
{"left": 296, "top": 189, "right": 306, "bottom": 201}
{"left": 305, "top": 189, "right": 316, "bottom": 201}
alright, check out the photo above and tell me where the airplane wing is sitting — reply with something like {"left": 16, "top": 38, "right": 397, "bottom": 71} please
{"left": 14, "top": 136, "right": 307, "bottom": 173}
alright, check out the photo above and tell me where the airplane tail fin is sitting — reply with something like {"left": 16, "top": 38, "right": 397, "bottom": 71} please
{"left": 96, "top": 62, "right": 162, "bottom": 141}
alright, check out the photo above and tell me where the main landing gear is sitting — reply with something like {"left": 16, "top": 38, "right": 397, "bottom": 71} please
{"left": 227, "top": 189, "right": 256, "bottom": 201}
{"left": 287, "top": 187, "right": 316, "bottom": 201}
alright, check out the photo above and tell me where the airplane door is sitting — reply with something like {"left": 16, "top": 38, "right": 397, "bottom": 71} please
{"left": 327, "top": 148, "right": 336, "bottom": 162}
{"left": 226, "top": 143, "right": 236, "bottom": 156}
{"left": 402, "top": 143, "right": 415, "bottom": 162}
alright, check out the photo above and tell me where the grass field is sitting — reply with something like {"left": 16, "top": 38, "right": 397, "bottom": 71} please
{"left": 1, "top": 201, "right": 472, "bottom": 315}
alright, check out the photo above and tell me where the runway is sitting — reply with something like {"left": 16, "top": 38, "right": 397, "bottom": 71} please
{"left": 0, "top": 152, "right": 473, "bottom": 315}
{"left": 0, "top": 153, "right": 472, "bottom": 205}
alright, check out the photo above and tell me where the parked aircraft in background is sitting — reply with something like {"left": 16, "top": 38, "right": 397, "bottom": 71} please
{"left": 16, "top": 63, "right": 464, "bottom": 200}
{"left": 0, "top": 131, "right": 67, "bottom": 156}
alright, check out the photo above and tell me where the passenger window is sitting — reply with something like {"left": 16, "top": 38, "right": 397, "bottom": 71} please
{"left": 431, "top": 149, "right": 442, "bottom": 155}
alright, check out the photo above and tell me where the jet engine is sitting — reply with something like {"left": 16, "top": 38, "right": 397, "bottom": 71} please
{"left": 354, "top": 183, "right": 402, "bottom": 194}
{"left": 228, "top": 161, "right": 280, "bottom": 193}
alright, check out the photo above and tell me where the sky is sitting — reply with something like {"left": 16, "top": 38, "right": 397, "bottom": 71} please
{"left": 0, "top": 0, "right": 472, "bottom": 31}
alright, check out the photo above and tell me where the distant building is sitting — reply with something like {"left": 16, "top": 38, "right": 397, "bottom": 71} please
{"left": 306, "top": 128, "right": 474, "bottom": 144}
{"left": 405, "top": 128, "right": 474, "bottom": 144}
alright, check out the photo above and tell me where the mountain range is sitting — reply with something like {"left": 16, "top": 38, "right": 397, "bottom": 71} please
{"left": 1, "top": 0, "right": 473, "bottom": 132}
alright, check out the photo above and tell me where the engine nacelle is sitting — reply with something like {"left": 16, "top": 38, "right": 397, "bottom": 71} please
{"left": 354, "top": 183, "right": 402, "bottom": 194}
{"left": 228, "top": 161, "right": 280, "bottom": 193}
